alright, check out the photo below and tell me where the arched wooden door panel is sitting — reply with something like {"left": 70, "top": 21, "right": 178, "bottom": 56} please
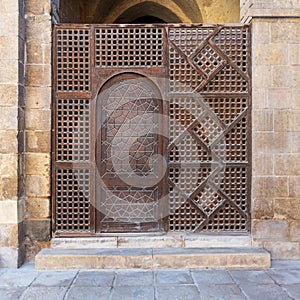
{"left": 95, "top": 74, "right": 167, "bottom": 232}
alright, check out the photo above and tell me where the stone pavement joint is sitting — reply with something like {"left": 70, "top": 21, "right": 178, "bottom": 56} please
{"left": 0, "top": 260, "right": 299, "bottom": 300}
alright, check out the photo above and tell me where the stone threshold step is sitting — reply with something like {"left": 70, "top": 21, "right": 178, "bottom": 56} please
{"left": 35, "top": 247, "right": 270, "bottom": 270}
{"left": 52, "top": 235, "right": 252, "bottom": 249}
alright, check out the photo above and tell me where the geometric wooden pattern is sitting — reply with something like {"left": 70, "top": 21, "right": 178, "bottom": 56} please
{"left": 168, "top": 25, "right": 251, "bottom": 233}
{"left": 53, "top": 24, "right": 251, "bottom": 235}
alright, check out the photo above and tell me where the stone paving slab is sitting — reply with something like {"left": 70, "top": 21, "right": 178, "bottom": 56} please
{"left": 20, "top": 287, "right": 68, "bottom": 300}
{"left": 0, "top": 287, "right": 26, "bottom": 300}
{"left": 267, "top": 269, "right": 300, "bottom": 285}
{"left": 111, "top": 286, "right": 155, "bottom": 300}
{"left": 191, "top": 269, "right": 234, "bottom": 284}
{"left": 240, "top": 284, "right": 294, "bottom": 300}
{"left": 73, "top": 270, "right": 115, "bottom": 286}
{"left": 198, "top": 284, "right": 247, "bottom": 300}
{"left": 115, "top": 270, "right": 153, "bottom": 286}
{"left": 31, "top": 270, "right": 78, "bottom": 287}
{"left": 156, "top": 285, "right": 200, "bottom": 300}
{"left": 0, "top": 260, "right": 299, "bottom": 299}
{"left": 283, "top": 284, "right": 300, "bottom": 300}
{"left": 155, "top": 270, "right": 194, "bottom": 285}
{"left": 229, "top": 270, "right": 275, "bottom": 284}
{"left": 65, "top": 286, "right": 111, "bottom": 300}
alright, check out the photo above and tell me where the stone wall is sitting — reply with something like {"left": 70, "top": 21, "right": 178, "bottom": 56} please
{"left": 24, "top": 0, "right": 52, "bottom": 262}
{"left": 243, "top": 0, "right": 300, "bottom": 258}
{"left": 0, "top": 0, "right": 25, "bottom": 268}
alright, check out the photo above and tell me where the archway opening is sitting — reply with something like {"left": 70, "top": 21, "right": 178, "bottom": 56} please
{"left": 131, "top": 16, "right": 166, "bottom": 24}
{"left": 54, "top": 0, "right": 203, "bottom": 24}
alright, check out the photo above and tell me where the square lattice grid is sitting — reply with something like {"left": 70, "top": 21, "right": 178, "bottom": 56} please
{"left": 95, "top": 28, "right": 163, "bottom": 67}
{"left": 56, "top": 99, "right": 90, "bottom": 162}
{"left": 56, "top": 29, "right": 90, "bottom": 92}
{"left": 56, "top": 169, "right": 91, "bottom": 232}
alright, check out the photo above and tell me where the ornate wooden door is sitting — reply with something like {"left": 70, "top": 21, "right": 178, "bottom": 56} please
{"left": 96, "top": 74, "right": 167, "bottom": 232}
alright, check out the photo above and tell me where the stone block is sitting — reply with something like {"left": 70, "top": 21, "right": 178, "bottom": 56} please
{"left": 25, "top": 130, "right": 51, "bottom": 152}
{"left": 252, "top": 154, "right": 274, "bottom": 176}
{"left": 25, "top": 110, "right": 51, "bottom": 131}
{"left": 26, "top": 15, "right": 51, "bottom": 44}
{"left": 252, "top": 197, "right": 274, "bottom": 219}
{"left": 0, "top": 224, "right": 18, "bottom": 247}
{"left": 25, "top": 153, "right": 50, "bottom": 176}
{"left": 0, "top": 85, "right": 18, "bottom": 107}
{"left": 26, "top": 43, "right": 43, "bottom": 64}
{"left": 26, "top": 86, "right": 51, "bottom": 109}
{"left": 289, "top": 44, "right": 300, "bottom": 65}
{"left": 0, "top": 37, "right": 18, "bottom": 60}
{"left": 152, "top": 248, "right": 271, "bottom": 269}
{"left": 52, "top": 237, "right": 118, "bottom": 249}
{"left": 273, "top": 110, "right": 293, "bottom": 132}
{"left": 291, "top": 89, "right": 300, "bottom": 109}
{"left": 0, "top": 107, "right": 18, "bottom": 130}
{"left": 24, "top": 219, "right": 51, "bottom": 241}
{"left": 0, "top": 60, "right": 18, "bottom": 84}
{"left": 292, "top": 110, "right": 300, "bottom": 131}
{"left": 0, "top": 200, "right": 18, "bottom": 224}
{"left": 0, "top": 154, "right": 18, "bottom": 177}
{"left": 271, "top": 21, "right": 300, "bottom": 44}
{"left": 252, "top": 132, "right": 291, "bottom": 154}
{"left": 289, "top": 176, "right": 300, "bottom": 197}
{"left": 26, "top": 0, "right": 51, "bottom": 15}
{"left": 26, "top": 175, "right": 50, "bottom": 197}
{"left": 118, "top": 236, "right": 183, "bottom": 248}
{"left": 252, "top": 109, "right": 273, "bottom": 131}
{"left": 25, "top": 65, "right": 51, "bottom": 87}
{"left": 1, "top": 177, "right": 18, "bottom": 200}
{"left": 0, "top": 1, "right": 18, "bottom": 14}
{"left": 267, "top": 88, "right": 293, "bottom": 109}
{"left": 252, "top": 176, "right": 288, "bottom": 198}
{"left": 252, "top": 22, "right": 270, "bottom": 44}
{"left": 262, "top": 241, "right": 300, "bottom": 260}
{"left": 253, "top": 65, "right": 272, "bottom": 89}
{"left": 254, "top": 44, "right": 288, "bottom": 65}
{"left": 291, "top": 132, "right": 300, "bottom": 153}
{"left": 252, "top": 220, "right": 289, "bottom": 241}
{"left": 272, "top": 65, "right": 300, "bottom": 88}
{"left": 0, "top": 247, "right": 19, "bottom": 268}
{"left": 274, "top": 154, "right": 300, "bottom": 175}
{"left": 43, "top": 44, "right": 51, "bottom": 64}
{"left": 274, "top": 198, "right": 300, "bottom": 219}
{"left": 0, "top": 13, "right": 18, "bottom": 37}
{"left": 25, "top": 198, "right": 50, "bottom": 218}
{"left": 184, "top": 236, "right": 251, "bottom": 248}
{"left": 290, "top": 221, "right": 300, "bottom": 242}
{"left": 252, "top": 89, "right": 267, "bottom": 109}
{"left": 0, "top": 130, "right": 17, "bottom": 153}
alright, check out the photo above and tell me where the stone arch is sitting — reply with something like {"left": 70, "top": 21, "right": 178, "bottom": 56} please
{"left": 56, "top": 0, "right": 203, "bottom": 24}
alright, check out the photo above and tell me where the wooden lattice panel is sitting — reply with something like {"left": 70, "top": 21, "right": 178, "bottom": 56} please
{"left": 56, "top": 99, "right": 90, "bottom": 162}
{"left": 55, "top": 28, "right": 90, "bottom": 92}
{"left": 168, "top": 25, "right": 251, "bottom": 233}
{"left": 53, "top": 24, "right": 251, "bottom": 235}
{"left": 55, "top": 169, "right": 91, "bottom": 232}
{"left": 95, "top": 27, "right": 164, "bottom": 67}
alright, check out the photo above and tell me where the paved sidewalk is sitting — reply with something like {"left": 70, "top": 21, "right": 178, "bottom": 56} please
{"left": 0, "top": 261, "right": 299, "bottom": 299}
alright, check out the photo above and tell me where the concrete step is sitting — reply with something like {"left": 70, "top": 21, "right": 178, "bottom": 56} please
{"left": 35, "top": 247, "right": 271, "bottom": 270}
{"left": 52, "top": 235, "right": 252, "bottom": 249}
